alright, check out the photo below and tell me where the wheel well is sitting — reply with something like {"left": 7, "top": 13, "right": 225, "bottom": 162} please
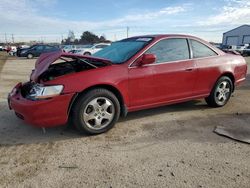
{"left": 68, "top": 84, "right": 127, "bottom": 117}
{"left": 84, "top": 51, "right": 91, "bottom": 55}
{"left": 221, "top": 72, "right": 235, "bottom": 91}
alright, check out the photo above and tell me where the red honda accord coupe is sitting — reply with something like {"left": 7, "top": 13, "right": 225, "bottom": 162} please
{"left": 8, "top": 35, "right": 247, "bottom": 134}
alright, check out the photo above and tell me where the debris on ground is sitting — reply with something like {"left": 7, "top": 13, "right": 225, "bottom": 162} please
{"left": 214, "top": 124, "right": 250, "bottom": 144}
{"left": 58, "top": 165, "right": 78, "bottom": 169}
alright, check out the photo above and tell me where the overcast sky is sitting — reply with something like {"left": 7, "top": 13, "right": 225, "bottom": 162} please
{"left": 0, "top": 0, "right": 249, "bottom": 43}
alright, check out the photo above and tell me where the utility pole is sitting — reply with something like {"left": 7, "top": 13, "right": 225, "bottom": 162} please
{"left": 11, "top": 34, "right": 14, "bottom": 43}
{"left": 61, "top": 34, "right": 64, "bottom": 43}
{"left": 126, "top": 26, "right": 129, "bottom": 38}
{"left": 5, "top": 33, "right": 7, "bottom": 44}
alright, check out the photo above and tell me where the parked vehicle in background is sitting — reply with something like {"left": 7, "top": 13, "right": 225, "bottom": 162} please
{"left": 62, "top": 45, "right": 76, "bottom": 53}
{"left": 75, "top": 43, "right": 110, "bottom": 56}
{"left": 213, "top": 44, "right": 222, "bottom": 49}
{"left": 8, "top": 35, "right": 247, "bottom": 135}
{"left": 221, "top": 45, "right": 236, "bottom": 52}
{"left": 8, "top": 46, "right": 17, "bottom": 56}
{"left": 6, "top": 46, "right": 12, "bottom": 53}
{"left": 21, "top": 45, "right": 30, "bottom": 49}
{"left": 16, "top": 45, "right": 31, "bottom": 57}
{"left": 69, "top": 49, "right": 82, "bottom": 54}
{"left": 242, "top": 45, "right": 250, "bottom": 56}
{"left": 0, "top": 46, "right": 3, "bottom": 51}
{"left": 2, "top": 46, "right": 9, "bottom": 51}
{"left": 19, "top": 45, "right": 61, "bottom": 59}
{"left": 235, "top": 45, "right": 246, "bottom": 54}
{"left": 68, "top": 49, "right": 78, "bottom": 54}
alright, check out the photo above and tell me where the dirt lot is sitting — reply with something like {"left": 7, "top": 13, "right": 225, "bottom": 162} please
{"left": 0, "top": 53, "right": 250, "bottom": 188}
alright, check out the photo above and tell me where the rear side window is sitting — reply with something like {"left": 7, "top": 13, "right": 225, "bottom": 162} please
{"left": 146, "top": 38, "right": 190, "bottom": 64}
{"left": 36, "top": 46, "right": 44, "bottom": 51}
{"left": 45, "top": 46, "right": 53, "bottom": 50}
{"left": 190, "top": 39, "right": 217, "bottom": 58}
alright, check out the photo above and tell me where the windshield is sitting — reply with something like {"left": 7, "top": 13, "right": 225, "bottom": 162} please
{"left": 82, "top": 45, "right": 93, "bottom": 48}
{"left": 93, "top": 37, "right": 153, "bottom": 64}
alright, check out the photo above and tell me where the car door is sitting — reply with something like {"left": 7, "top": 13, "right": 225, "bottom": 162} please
{"left": 128, "top": 63, "right": 155, "bottom": 108}
{"left": 128, "top": 38, "right": 197, "bottom": 108}
{"left": 44, "top": 46, "right": 58, "bottom": 53}
{"left": 35, "top": 45, "right": 45, "bottom": 56}
{"left": 189, "top": 39, "right": 220, "bottom": 96}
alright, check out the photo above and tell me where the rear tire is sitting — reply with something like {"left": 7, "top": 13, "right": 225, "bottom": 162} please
{"left": 205, "top": 76, "right": 233, "bottom": 107}
{"left": 71, "top": 88, "right": 120, "bottom": 135}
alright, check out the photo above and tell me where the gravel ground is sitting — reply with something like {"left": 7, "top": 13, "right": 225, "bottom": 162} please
{"left": 0, "top": 55, "right": 249, "bottom": 188}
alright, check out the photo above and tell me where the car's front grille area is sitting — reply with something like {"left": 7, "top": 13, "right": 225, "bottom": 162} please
{"left": 20, "top": 82, "right": 34, "bottom": 99}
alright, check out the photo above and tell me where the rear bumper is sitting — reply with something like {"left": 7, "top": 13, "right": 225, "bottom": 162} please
{"left": 8, "top": 83, "right": 75, "bottom": 128}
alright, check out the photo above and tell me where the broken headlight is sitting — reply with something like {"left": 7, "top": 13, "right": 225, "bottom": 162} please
{"left": 29, "top": 84, "right": 64, "bottom": 100}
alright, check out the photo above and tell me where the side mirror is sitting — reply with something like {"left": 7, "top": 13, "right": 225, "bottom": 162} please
{"left": 141, "top": 54, "right": 156, "bottom": 65}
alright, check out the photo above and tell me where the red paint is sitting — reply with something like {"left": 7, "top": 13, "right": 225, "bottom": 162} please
{"left": 9, "top": 87, "right": 74, "bottom": 127}
{"left": 9, "top": 35, "right": 247, "bottom": 127}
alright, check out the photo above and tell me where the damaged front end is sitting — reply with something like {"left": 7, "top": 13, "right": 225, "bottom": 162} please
{"left": 20, "top": 51, "right": 112, "bottom": 101}
{"left": 31, "top": 51, "right": 112, "bottom": 82}
{"left": 20, "top": 82, "right": 64, "bottom": 100}
{"left": 8, "top": 51, "right": 112, "bottom": 127}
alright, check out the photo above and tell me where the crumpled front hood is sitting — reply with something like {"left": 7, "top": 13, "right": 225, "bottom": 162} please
{"left": 30, "top": 51, "right": 112, "bottom": 82}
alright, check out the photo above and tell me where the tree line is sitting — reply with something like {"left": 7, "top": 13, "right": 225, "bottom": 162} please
{"left": 62, "top": 31, "right": 111, "bottom": 45}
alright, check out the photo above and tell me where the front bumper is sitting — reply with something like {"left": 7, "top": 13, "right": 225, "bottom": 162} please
{"left": 8, "top": 83, "right": 75, "bottom": 128}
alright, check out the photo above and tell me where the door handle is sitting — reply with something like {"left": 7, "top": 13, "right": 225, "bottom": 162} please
{"left": 185, "top": 68, "right": 193, "bottom": 72}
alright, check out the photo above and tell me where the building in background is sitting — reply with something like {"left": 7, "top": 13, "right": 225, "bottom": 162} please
{"left": 222, "top": 25, "right": 250, "bottom": 46}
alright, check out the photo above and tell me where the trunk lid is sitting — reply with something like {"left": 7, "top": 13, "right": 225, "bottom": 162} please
{"left": 30, "top": 51, "right": 112, "bottom": 82}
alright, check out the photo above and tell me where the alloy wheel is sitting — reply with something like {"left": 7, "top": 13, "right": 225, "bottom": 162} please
{"left": 215, "top": 81, "right": 231, "bottom": 104}
{"left": 83, "top": 97, "right": 115, "bottom": 130}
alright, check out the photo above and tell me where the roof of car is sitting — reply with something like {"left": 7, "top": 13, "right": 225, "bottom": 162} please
{"left": 129, "top": 34, "right": 199, "bottom": 39}
{"left": 127, "top": 34, "right": 224, "bottom": 55}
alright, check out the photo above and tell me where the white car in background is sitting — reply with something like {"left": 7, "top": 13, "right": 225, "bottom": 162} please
{"left": 62, "top": 45, "right": 76, "bottom": 53}
{"left": 75, "top": 43, "right": 110, "bottom": 56}
{"left": 9, "top": 46, "right": 17, "bottom": 56}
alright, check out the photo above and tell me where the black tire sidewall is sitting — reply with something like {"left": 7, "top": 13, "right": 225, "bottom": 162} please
{"left": 84, "top": 52, "right": 91, "bottom": 56}
{"left": 72, "top": 89, "right": 120, "bottom": 135}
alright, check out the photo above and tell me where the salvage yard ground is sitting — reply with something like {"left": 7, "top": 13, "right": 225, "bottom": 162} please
{"left": 0, "top": 53, "right": 250, "bottom": 187}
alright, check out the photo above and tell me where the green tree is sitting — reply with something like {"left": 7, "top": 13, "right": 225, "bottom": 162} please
{"left": 79, "top": 31, "right": 100, "bottom": 44}
{"left": 61, "top": 31, "right": 111, "bottom": 45}
{"left": 62, "top": 30, "right": 76, "bottom": 45}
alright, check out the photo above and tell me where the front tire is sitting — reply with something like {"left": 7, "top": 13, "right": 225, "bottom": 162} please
{"left": 27, "top": 53, "right": 33, "bottom": 59}
{"left": 84, "top": 52, "right": 91, "bottom": 56}
{"left": 71, "top": 88, "right": 120, "bottom": 135}
{"left": 205, "top": 76, "right": 233, "bottom": 107}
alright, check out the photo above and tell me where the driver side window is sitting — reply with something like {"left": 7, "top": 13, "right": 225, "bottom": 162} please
{"left": 36, "top": 46, "right": 44, "bottom": 51}
{"left": 146, "top": 38, "right": 190, "bottom": 64}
